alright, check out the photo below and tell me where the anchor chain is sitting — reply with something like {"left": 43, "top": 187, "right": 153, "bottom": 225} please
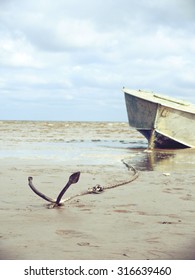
{"left": 60, "top": 159, "right": 138, "bottom": 206}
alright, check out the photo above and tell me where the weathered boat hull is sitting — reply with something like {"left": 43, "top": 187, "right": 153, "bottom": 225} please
{"left": 123, "top": 88, "right": 195, "bottom": 149}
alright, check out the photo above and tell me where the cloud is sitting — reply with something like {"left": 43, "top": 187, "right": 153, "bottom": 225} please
{"left": 0, "top": 0, "right": 195, "bottom": 121}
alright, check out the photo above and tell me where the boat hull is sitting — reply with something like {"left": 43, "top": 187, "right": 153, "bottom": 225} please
{"left": 124, "top": 89, "right": 195, "bottom": 149}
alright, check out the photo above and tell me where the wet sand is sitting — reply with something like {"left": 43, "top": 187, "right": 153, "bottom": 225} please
{"left": 1, "top": 158, "right": 195, "bottom": 260}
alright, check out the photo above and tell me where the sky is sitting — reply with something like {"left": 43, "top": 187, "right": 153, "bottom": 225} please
{"left": 0, "top": 0, "right": 195, "bottom": 121}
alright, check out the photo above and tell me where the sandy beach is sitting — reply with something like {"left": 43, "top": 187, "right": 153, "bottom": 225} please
{"left": 0, "top": 121, "right": 195, "bottom": 260}
{"left": 1, "top": 158, "right": 195, "bottom": 260}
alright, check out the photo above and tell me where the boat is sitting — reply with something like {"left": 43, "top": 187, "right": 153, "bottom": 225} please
{"left": 123, "top": 87, "right": 195, "bottom": 149}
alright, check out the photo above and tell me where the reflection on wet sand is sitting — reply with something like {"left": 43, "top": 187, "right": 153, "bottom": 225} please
{"left": 126, "top": 148, "right": 195, "bottom": 172}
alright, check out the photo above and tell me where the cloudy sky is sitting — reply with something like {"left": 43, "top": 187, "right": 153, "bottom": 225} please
{"left": 0, "top": 0, "right": 195, "bottom": 121}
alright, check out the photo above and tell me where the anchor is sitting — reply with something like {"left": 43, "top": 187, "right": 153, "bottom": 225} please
{"left": 28, "top": 172, "right": 80, "bottom": 208}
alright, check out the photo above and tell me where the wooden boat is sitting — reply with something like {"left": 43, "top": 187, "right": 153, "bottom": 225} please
{"left": 123, "top": 87, "right": 195, "bottom": 149}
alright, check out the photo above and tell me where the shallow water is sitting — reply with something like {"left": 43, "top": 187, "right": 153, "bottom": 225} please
{"left": 0, "top": 120, "right": 195, "bottom": 171}
{"left": 0, "top": 121, "right": 146, "bottom": 165}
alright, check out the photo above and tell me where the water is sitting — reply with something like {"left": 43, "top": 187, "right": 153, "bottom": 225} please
{"left": 1, "top": 120, "right": 195, "bottom": 171}
{"left": 0, "top": 121, "right": 145, "bottom": 164}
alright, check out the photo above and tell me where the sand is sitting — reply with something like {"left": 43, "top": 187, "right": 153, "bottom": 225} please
{"left": 1, "top": 158, "right": 195, "bottom": 260}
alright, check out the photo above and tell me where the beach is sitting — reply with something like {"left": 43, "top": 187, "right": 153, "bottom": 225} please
{"left": 0, "top": 121, "right": 195, "bottom": 259}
